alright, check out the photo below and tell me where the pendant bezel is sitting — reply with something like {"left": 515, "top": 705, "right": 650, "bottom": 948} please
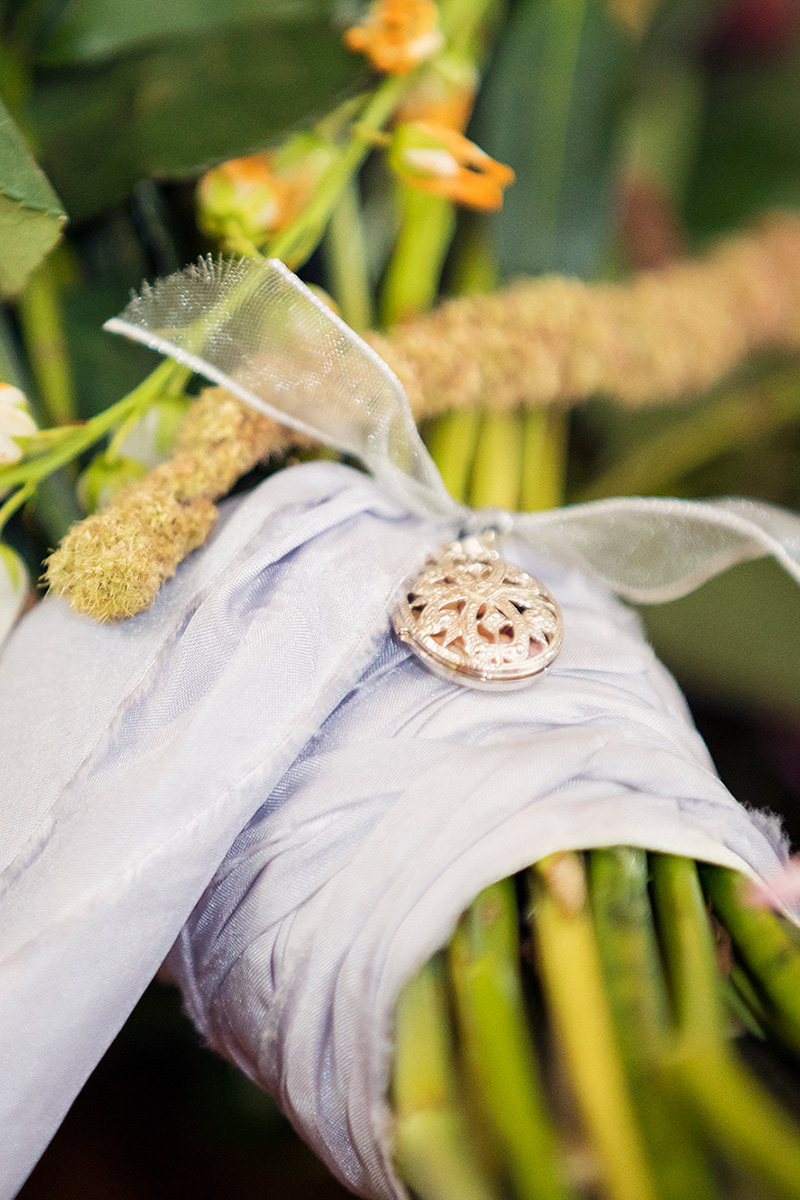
{"left": 393, "top": 533, "right": 563, "bottom": 691}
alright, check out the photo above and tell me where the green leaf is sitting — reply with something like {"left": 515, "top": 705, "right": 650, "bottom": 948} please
{"left": 642, "top": 558, "right": 800, "bottom": 720}
{"left": 28, "top": 14, "right": 363, "bottom": 219}
{"left": 686, "top": 50, "right": 800, "bottom": 239}
{"left": 0, "top": 97, "right": 65, "bottom": 296}
{"left": 474, "top": 0, "right": 633, "bottom": 279}
{"left": 38, "top": 0, "right": 344, "bottom": 65}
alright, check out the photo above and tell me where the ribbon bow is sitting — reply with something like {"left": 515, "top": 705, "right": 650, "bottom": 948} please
{"left": 106, "top": 254, "right": 800, "bottom": 604}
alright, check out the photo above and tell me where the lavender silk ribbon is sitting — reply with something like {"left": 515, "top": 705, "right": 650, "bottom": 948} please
{"left": 0, "top": 259, "right": 799, "bottom": 1199}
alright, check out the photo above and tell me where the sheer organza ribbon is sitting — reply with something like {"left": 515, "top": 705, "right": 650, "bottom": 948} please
{"left": 107, "top": 255, "right": 800, "bottom": 603}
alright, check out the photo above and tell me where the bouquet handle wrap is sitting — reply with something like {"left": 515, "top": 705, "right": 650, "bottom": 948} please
{"left": 0, "top": 463, "right": 791, "bottom": 1200}
{"left": 3, "top": 257, "right": 800, "bottom": 1197}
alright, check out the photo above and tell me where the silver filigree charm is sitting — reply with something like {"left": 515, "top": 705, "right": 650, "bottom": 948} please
{"left": 393, "top": 533, "right": 563, "bottom": 690}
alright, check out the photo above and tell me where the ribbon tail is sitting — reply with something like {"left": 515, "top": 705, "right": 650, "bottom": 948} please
{"left": 515, "top": 496, "right": 800, "bottom": 603}
{"left": 105, "top": 255, "right": 459, "bottom": 521}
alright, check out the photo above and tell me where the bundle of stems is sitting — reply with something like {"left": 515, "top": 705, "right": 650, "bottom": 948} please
{"left": 393, "top": 851, "right": 800, "bottom": 1200}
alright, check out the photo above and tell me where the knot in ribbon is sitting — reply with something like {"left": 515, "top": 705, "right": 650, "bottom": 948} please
{"left": 106, "top": 254, "right": 800, "bottom": 604}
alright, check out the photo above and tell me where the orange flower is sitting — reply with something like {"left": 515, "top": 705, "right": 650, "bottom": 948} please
{"left": 344, "top": 0, "right": 444, "bottom": 75}
{"left": 388, "top": 121, "right": 515, "bottom": 211}
{"left": 395, "top": 54, "right": 478, "bottom": 132}
{"left": 197, "top": 137, "right": 335, "bottom": 250}
{"left": 197, "top": 154, "right": 287, "bottom": 248}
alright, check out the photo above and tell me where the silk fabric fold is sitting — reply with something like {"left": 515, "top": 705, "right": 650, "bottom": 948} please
{"left": 0, "top": 463, "right": 789, "bottom": 1198}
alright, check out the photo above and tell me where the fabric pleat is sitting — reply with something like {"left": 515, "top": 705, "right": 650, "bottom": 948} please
{"left": 0, "top": 462, "right": 788, "bottom": 1198}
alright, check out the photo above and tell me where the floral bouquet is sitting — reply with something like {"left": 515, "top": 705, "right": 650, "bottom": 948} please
{"left": 3, "top": 1, "right": 800, "bottom": 1198}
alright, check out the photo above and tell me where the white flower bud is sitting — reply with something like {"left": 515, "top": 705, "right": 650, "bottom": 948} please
{"left": 0, "top": 384, "right": 37, "bottom": 465}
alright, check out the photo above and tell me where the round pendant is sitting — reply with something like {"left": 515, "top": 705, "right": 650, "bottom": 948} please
{"left": 393, "top": 533, "right": 563, "bottom": 690}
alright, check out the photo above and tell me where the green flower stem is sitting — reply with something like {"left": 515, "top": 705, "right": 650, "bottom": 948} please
{"left": 589, "top": 848, "right": 718, "bottom": 1200}
{"left": 678, "top": 1050, "right": 800, "bottom": 1200}
{"left": 649, "top": 855, "right": 722, "bottom": 1046}
{"left": 448, "top": 219, "right": 497, "bottom": 299}
{"left": 392, "top": 955, "right": 501, "bottom": 1200}
{"left": 420, "top": 215, "right": 496, "bottom": 509}
{"left": 528, "top": 854, "right": 657, "bottom": 1200}
{"left": 268, "top": 73, "right": 410, "bottom": 269}
{"left": 575, "top": 367, "right": 800, "bottom": 502}
{"left": 438, "top": 0, "right": 501, "bottom": 54}
{"left": 380, "top": 187, "right": 457, "bottom": 327}
{"left": 724, "top": 966, "right": 768, "bottom": 1040}
{"left": 449, "top": 879, "right": 570, "bottom": 1200}
{"left": 701, "top": 864, "right": 800, "bottom": 1055}
{"left": 428, "top": 408, "right": 482, "bottom": 502}
{"left": 381, "top": 185, "right": 472, "bottom": 507}
{"left": 16, "top": 257, "right": 77, "bottom": 426}
{"left": 0, "top": 481, "right": 34, "bottom": 531}
{"left": 521, "top": 408, "right": 567, "bottom": 512}
{"left": 323, "top": 175, "right": 373, "bottom": 332}
{"left": 0, "top": 359, "right": 184, "bottom": 529}
{"left": 589, "top": 849, "right": 669, "bottom": 1059}
{"left": 470, "top": 409, "right": 522, "bottom": 511}
{"left": 651, "top": 854, "right": 800, "bottom": 1198}
{"left": 380, "top": 185, "right": 461, "bottom": 540}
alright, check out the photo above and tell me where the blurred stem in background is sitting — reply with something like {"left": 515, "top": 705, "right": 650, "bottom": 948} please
{"left": 449, "top": 880, "right": 570, "bottom": 1200}
{"left": 381, "top": 187, "right": 456, "bottom": 325}
{"left": 0, "top": 275, "right": 82, "bottom": 544}
{"left": 589, "top": 848, "right": 718, "bottom": 1200}
{"left": 323, "top": 176, "right": 374, "bottom": 331}
{"left": 534, "top": 0, "right": 588, "bottom": 266}
{"left": 521, "top": 409, "right": 567, "bottom": 512}
{"left": 702, "top": 865, "right": 800, "bottom": 1055}
{"left": 15, "top": 254, "right": 83, "bottom": 541}
{"left": 268, "top": 73, "right": 410, "bottom": 268}
{"left": 392, "top": 955, "right": 501, "bottom": 1200}
{"left": 17, "top": 254, "right": 76, "bottom": 427}
{"left": 576, "top": 367, "right": 800, "bottom": 501}
{"left": 653, "top": 855, "right": 800, "bottom": 1198}
{"left": 529, "top": 854, "right": 657, "bottom": 1200}
{"left": 616, "top": 61, "right": 703, "bottom": 270}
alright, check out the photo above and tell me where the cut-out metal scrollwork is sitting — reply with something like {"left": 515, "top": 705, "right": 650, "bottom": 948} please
{"left": 393, "top": 534, "right": 563, "bottom": 690}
